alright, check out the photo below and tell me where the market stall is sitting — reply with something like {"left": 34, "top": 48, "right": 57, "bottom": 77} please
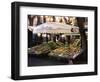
{"left": 28, "top": 22, "right": 83, "bottom": 64}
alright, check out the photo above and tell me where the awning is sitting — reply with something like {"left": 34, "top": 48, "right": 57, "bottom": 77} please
{"left": 32, "top": 22, "right": 79, "bottom": 34}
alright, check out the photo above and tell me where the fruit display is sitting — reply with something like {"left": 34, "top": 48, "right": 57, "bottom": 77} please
{"left": 28, "top": 41, "right": 63, "bottom": 55}
{"left": 48, "top": 46, "right": 80, "bottom": 58}
{"left": 48, "top": 47, "right": 70, "bottom": 57}
{"left": 46, "top": 41, "right": 59, "bottom": 49}
{"left": 28, "top": 39, "right": 81, "bottom": 59}
{"left": 28, "top": 43, "right": 51, "bottom": 55}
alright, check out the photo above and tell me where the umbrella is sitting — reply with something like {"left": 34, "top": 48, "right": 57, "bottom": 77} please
{"left": 33, "top": 22, "right": 79, "bottom": 34}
